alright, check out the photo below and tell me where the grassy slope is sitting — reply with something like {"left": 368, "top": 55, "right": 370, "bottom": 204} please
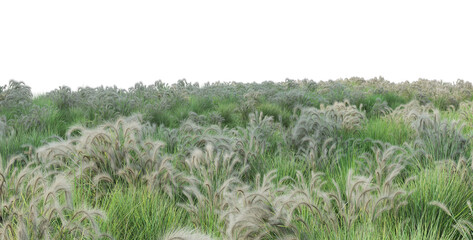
{"left": 1, "top": 79, "right": 473, "bottom": 239}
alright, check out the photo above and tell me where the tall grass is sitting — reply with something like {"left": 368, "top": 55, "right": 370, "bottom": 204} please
{"left": 1, "top": 78, "right": 473, "bottom": 239}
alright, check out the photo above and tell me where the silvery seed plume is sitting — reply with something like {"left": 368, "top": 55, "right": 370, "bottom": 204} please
{"left": 220, "top": 170, "right": 299, "bottom": 240}
{"left": 458, "top": 100, "right": 473, "bottom": 127}
{"left": 387, "top": 100, "right": 436, "bottom": 124}
{"left": 320, "top": 100, "right": 366, "bottom": 131}
{"left": 36, "top": 114, "right": 179, "bottom": 198}
{"left": 298, "top": 137, "right": 340, "bottom": 171}
{"left": 371, "top": 98, "right": 393, "bottom": 117}
{"left": 163, "top": 228, "right": 215, "bottom": 240}
{"left": 0, "top": 116, "right": 14, "bottom": 140}
{"left": 0, "top": 154, "right": 107, "bottom": 239}
{"left": 411, "top": 111, "right": 470, "bottom": 162}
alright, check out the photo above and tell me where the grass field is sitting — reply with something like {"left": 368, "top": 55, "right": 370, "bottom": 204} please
{"left": 1, "top": 77, "right": 473, "bottom": 239}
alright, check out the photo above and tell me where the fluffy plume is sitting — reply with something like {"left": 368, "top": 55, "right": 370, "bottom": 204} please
{"left": 163, "top": 228, "right": 215, "bottom": 240}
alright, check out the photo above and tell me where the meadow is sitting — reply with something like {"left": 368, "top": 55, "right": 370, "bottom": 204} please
{"left": 1, "top": 77, "right": 473, "bottom": 239}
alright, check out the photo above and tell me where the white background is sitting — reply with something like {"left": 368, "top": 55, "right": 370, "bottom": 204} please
{"left": 1, "top": 0, "right": 472, "bottom": 94}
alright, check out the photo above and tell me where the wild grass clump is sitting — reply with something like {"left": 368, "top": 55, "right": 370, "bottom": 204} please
{"left": 157, "top": 125, "right": 180, "bottom": 153}
{"left": 3, "top": 78, "right": 473, "bottom": 239}
{"left": 397, "top": 159, "right": 473, "bottom": 239}
{"left": 175, "top": 111, "right": 280, "bottom": 164}
{"left": 0, "top": 116, "right": 14, "bottom": 140}
{"left": 386, "top": 100, "right": 470, "bottom": 163}
{"left": 178, "top": 120, "right": 237, "bottom": 154}
{"left": 270, "top": 88, "right": 316, "bottom": 110}
{"left": 320, "top": 100, "right": 366, "bottom": 131}
{"left": 290, "top": 100, "right": 366, "bottom": 171}
{"left": 177, "top": 149, "right": 413, "bottom": 239}
{"left": 47, "top": 86, "right": 78, "bottom": 112}
{"left": 219, "top": 170, "right": 299, "bottom": 240}
{"left": 179, "top": 169, "right": 301, "bottom": 239}
{"left": 357, "top": 140, "right": 414, "bottom": 175}
{"left": 297, "top": 137, "right": 341, "bottom": 171}
{"left": 36, "top": 114, "right": 179, "bottom": 198}
{"left": 412, "top": 111, "right": 470, "bottom": 162}
{"left": 0, "top": 80, "right": 33, "bottom": 113}
{"left": 97, "top": 186, "right": 191, "bottom": 239}
{"left": 459, "top": 100, "right": 473, "bottom": 128}
{"left": 179, "top": 144, "right": 248, "bottom": 230}
{"left": 0, "top": 155, "right": 108, "bottom": 239}
{"left": 370, "top": 98, "right": 393, "bottom": 117}
{"left": 187, "top": 111, "right": 223, "bottom": 126}
{"left": 75, "top": 86, "right": 140, "bottom": 123}
{"left": 290, "top": 166, "right": 412, "bottom": 235}
{"left": 163, "top": 228, "right": 215, "bottom": 240}
{"left": 387, "top": 100, "right": 437, "bottom": 124}
{"left": 290, "top": 107, "right": 336, "bottom": 149}
{"left": 182, "top": 144, "right": 248, "bottom": 188}
{"left": 237, "top": 111, "right": 281, "bottom": 157}
{"left": 281, "top": 142, "right": 413, "bottom": 238}
{"left": 0, "top": 80, "right": 53, "bottom": 132}
{"left": 359, "top": 118, "right": 415, "bottom": 146}
{"left": 15, "top": 105, "right": 53, "bottom": 131}
{"left": 291, "top": 100, "right": 366, "bottom": 148}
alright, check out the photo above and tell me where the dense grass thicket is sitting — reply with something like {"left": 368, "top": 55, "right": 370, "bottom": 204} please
{"left": 1, "top": 77, "right": 473, "bottom": 239}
